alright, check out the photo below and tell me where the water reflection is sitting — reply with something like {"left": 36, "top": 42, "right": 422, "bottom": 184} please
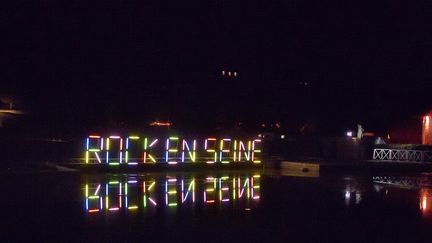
{"left": 372, "top": 176, "right": 430, "bottom": 189}
{"left": 83, "top": 172, "right": 432, "bottom": 219}
{"left": 419, "top": 189, "right": 432, "bottom": 216}
{"left": 10, "top": 171, "right": 432, "bottom": 241}
{"left": 344, "top": 189, "right": 362, "bottom": 206}
{"left": 341, "top": 177, "right": 363, "bottom": 207}
{"left": 84, "top": 173, "right": 260, "bottom": 214}
{"left": 372, "top": 175, "right": 432, "bottom": 218}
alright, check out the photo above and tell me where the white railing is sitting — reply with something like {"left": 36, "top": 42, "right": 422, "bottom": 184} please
{"left": 373, "top": 148, "right": 432, "bottom": 162}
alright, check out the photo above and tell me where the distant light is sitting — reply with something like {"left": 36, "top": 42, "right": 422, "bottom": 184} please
{"left": 345, "top": 191, "right": 350, "bottom": 199}
{"left": 280, "top": 134, "right": 285, "bottom": 139}
{"left": 425, "top": 116, "right": 430, "bottom": 127}
{"left": 221, "top": 70, "right": 237, "bottom": 77}
{"left": 258, "top": 134, "right": 262, "bottom": 138}
{"left": 149, "top": 121, "right": 172, "bottom": 127}
{"left": 346, "top": 131, "right": 353, "bottom": 137}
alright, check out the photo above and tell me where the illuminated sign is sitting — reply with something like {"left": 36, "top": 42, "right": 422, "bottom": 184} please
{"left": 84, "top": 174, "right": 261, "bottom": 213}
{"left": 85, "top": 135, "right": 261, "bottom": 164}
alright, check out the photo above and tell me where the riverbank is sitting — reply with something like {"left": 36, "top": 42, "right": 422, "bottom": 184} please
{"left": 277, "top": 159, "right": 432, "bottom": 175}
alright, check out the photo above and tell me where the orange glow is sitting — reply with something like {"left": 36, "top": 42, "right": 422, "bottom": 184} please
{"left": 363, "top": 132, "right": 375, "bottom": 137}
{"left": 149, "top": 121, "right": 172, "bottom": 127}
{"left": 419, "top": 189, "right": 432, "bottom": 217}
{"left": 422, "top": 197, "right": 427, "bottom": 211}
{"left": 422, "top": 114, "right": 432, "bottom": 145}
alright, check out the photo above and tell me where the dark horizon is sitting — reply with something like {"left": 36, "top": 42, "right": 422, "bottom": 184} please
{"left": 2, "top": 0, "right": 432, "bottom": 135}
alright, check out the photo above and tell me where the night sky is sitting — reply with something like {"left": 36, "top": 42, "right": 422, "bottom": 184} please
{"left": 2, "top": 1, "right": 432, "bottom": 135}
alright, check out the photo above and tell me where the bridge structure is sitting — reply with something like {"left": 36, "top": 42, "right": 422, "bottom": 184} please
{"left": 372, "top": 148, "right": 432, "bottom": 163}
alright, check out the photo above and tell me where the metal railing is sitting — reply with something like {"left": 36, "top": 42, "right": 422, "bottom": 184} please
{"left": 372, "top": 148, "right": 432, "bottom": 162}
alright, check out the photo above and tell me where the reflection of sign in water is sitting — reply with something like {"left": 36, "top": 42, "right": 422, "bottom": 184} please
{"left": 84, "top": 175, "right": 261, "bottom": 213}
{"left": 85, "top": 135, "right": 261, "bottom": 164}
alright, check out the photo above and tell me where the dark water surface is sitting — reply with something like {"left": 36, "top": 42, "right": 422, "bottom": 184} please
{"left": 3, "top": 170, "right": 432, "bottom": 242}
